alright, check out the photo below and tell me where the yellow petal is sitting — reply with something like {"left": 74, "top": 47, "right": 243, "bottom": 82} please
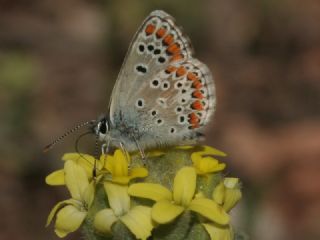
{"left": 94, "top": 208, "right": 118, "bottom": 234}
{"left": 202, "top": 223, "right": 233, "bottom": 240}
{"left": 82, "top": 182, "right": 95, "bottom": 207}
{"left": 121, "top": 206, "right": 154, "bottom": 240}
{"left": 223, "top": 189, "right": 242, "bottom": 212}
{"left": 46, "top": 199, "right": 79, "bottom": 227}
{"left": 152, "top": 200, "right": 184, "bottom": 224}
{"left": 128, "top": 183, "right": 172, "bottom": 201}
{"left": 54, "top": 205, "right": 86, "bottom": 238}
{"left": 175, "top": 145, "right": 195, "bottom": 150}
{"left": 192, "top": 156, "right": 226, "bottom": 174}
{"left": 195, "top": 191, "right": 206, "bottom": 199}
{"left": 105, "top": 155, "right": 115, "bottom": 172}
{"left": 224, "top": 178, "right": 239, "bottom": 188}
{"left": 212, "top": 182, "right": 226, "bottom": 205}
{"left": 202, "top": 146, "right": 227, "bottom": 157}
{"left": 146, "top": 150, "right": 165, "bottom": 157}
{"left": 64, "top": 161, "right": 89, "bottom": 201}
{"left": 108, "top": 166, "right": 147, "bottom": 183}
{"left": 189, "top": 198, "right": 230, "bottom": 225}
{"left": 111, "top": 176, "right": 131, "bottom": 184}
{"left": 173, "top": 167, "right": 196, "bottom": 206}
{"left": 45, "top": 170, "right": 65, "bottom": 186}
{"left": 222, "top": 178, "right": 242, "bottom": 212}
{"left": 62, "top": 153, "right": 97, "bottom": 177}
{"left": 104, "top": 182, "right": 130, "bottom": 217}
{"left": 105, "top": 150, "right": 128, "bottom": 177}
{"left": 129, "top": 167, "right": 148, "bottom": 179}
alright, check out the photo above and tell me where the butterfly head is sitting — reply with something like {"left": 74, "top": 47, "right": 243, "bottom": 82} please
{"left": 93, "top": 114, "right": 111, "bottom": 141}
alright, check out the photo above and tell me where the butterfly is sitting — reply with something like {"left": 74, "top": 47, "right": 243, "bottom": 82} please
{"left": 45, "top": 10, "right": 216, "bottom": 162}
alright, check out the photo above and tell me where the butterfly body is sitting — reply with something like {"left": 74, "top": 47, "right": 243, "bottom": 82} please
{"left": 95, "top": 10, "right": 216, "bottom": 153}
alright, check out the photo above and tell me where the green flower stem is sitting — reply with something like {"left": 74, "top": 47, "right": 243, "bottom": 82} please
{"left": 82, "top": 147, "right": 223, "bottom": 240}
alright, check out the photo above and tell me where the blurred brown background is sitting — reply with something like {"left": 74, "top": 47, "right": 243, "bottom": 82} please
{"left": 0, "top": 0, "right": 319, "bottom": 239}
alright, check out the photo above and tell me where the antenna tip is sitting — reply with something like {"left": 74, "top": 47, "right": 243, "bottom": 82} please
{"left": 43, "top": 144, "right": 53, "bottom": 153}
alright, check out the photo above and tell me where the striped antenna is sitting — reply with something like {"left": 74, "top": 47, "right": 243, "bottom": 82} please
{"left": 43, "top": 120, "right": 95, "bottom": 152}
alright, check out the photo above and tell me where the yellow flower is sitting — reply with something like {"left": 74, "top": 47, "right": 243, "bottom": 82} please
{"left": 201, "top": 178, "right": 241, "bottom": 240}
{"left": 45, "top": 153, "right": 105, "bottom": 185}
{"left": 212, "top": 178, "right": 242, "bottom": 212}
{"left": 202, "top": 223, "right": 234, "bottom": 240}
{"left": 93, "top": 182, "right": 154, "bottom": 240}
{"left": 191, "top": 146, "right": 227, "bottom": 175}
{"left": 104, "top": 149, "right": 148, "bottom": 184}
{"left": 128, "top": 167, "right": 230, "bottom": 225}
{"left": 46, "top": 160, "right": 94, "bottom": 238}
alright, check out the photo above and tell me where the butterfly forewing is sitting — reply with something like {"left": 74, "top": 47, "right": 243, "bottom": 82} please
{"left": 109, "top": 10, "right": 215, "bottom": 150}
{"left": 110, "top": 10, "right": 192, "bottom": 120}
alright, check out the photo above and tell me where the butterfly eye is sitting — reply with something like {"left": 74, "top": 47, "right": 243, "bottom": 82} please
{"left": 99, "top": 124, "right": 106, "bottom": 134}
{"left": 98, "top": 120, "right": 108, "bottom": 134}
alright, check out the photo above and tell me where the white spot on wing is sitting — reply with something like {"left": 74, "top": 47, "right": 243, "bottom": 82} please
{"left": 135, "top": 98, "right": 145, "bottom": 109}
{"left": 157, "top": 98, "right": 168, "bottom": 108}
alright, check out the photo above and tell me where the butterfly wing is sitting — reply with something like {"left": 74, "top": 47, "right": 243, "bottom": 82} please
{"left": 109, "top": 10, "right": 193, "bottom": 122}
{"left": 109, "top": 10, "right": 215, "bottom": 150}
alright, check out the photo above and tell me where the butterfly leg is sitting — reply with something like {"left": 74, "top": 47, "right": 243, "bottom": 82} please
{"left": 132, "top": 135, "right": 146, "bottom": 166}
{"left": 101, "top": 141, "right": 110, "bottom": 155}
{"left": 118, "top": 140, "right": 132, "bottom": 168}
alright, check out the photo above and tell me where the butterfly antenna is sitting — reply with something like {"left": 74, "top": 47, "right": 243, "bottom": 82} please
{"left": 43, "top": 120, "right": 95, "bottom": 152}
{"left": 74, "top": 130, "right": 97, "bottom": 169}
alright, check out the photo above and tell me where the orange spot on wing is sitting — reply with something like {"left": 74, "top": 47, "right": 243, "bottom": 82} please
{"left": 176, "top": 66, "right": 187, "bottom": 77}
{"left": 165, "top": 65, "right": 177, "bottom": 74}
{"left": 188, "top": 112, "right": 199, "bottom": 124}
{"left": 170, "top": 54, "right": 184, "bottom": 62}
{"left": 192, "top": 90, "right": 204, "bottom": 99}
{"left": 145, "top": 24, "right": 156, "bottom": 35}
{"left": 163, "top": 34, "right": 174, "bottom": 46}
{"left": 191, "top": 100, "right": 204, "bottom": 110}
{"left": 187, "top": 72, "right": 198, "bottom": 81}
{"left": 166, "top": 43, "right": 181, "bottom": 55}
{"left": 192, "top": 80, "right": 203, "bottom": 89}
{"left": 156, "top": 28, "right": 166, "bottom": 38}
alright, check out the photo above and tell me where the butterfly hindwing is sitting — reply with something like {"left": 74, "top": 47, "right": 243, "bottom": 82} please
{"left": 127, "top": 59, "right": 216, "bottom": 149}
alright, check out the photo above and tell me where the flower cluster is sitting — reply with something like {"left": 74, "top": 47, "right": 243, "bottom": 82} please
{"left": 46, "top": 146, "right": 242, "bottom": 240}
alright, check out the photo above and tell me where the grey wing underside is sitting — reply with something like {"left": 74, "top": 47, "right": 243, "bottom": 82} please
{"left": 126, "top": 59, "right": 216, "bottom": 149}
{"left": 108, "top": 10, "right": 215, "bottom": 150}
{"left": 109, "top": 10, "right": 192, "bottom": 123}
